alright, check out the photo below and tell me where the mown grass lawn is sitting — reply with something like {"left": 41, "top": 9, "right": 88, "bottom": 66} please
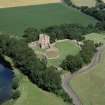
{"left": 85, "top": 33, "right": 105, "bottom": 43}
{"left": 0, "top": 3, "right": 97, "bottom": 36}
{"left": 48, "top": 40, "right": 80, "bottom": 66}
{"left": 71, "top": 0, "right": 96, "bottom": 7}
{"left": 70, "top": 43, "right": 105, "bottom": 105}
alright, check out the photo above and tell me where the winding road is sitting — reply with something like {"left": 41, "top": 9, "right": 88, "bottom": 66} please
{"left": 62, "top": 44, "right": 105, "bottom": 105}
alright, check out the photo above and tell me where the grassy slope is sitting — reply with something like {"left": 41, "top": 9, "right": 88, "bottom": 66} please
{"left": 48, "top": 40, "right": 80, "bottom": 66}
{"left": 3, "top": 57, "right": 70, "bottom": 105}
{"left": 0, "top": 3, "right": 97, "bottom": 35}
{"left": 15, "top": 76, "right": 69, "bottom": 105}
{"left": 71, "top": 0, "right": 96, "bottom": 7}
{"left": 85, "top": 33, "right": 105, "bottom": 43}
{"left": 70, "top": 34, "right": 105, "bottom": 105}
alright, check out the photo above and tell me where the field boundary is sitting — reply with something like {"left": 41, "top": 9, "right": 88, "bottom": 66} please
{"left": 0, "top": 0, "right": 61, "bottom": 9}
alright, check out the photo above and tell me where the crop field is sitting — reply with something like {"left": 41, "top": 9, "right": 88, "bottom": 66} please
{"left": 70, "top": 41, "right": 105, "bottom": 105}
{"left": 0, "top": 0, "right": 60, "bottom": 8}
{"left": 85, "top": 33, "right": 105, "bottom": 43}
{"left": 48, "top": 40, "right": 80, "bottom": 66}
{"left": 0, "top": 3, "right": 97, "bottom": 36}
{"left": 71, "top": 0, "right": 96, "bottom": 7}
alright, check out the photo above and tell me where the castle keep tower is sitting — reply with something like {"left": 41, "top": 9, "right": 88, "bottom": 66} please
{"left": 38, "top": 34, "right": 50, "bottom": 49}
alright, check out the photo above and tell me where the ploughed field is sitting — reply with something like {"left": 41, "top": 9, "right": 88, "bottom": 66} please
{"left": 0, "top": 0, "right": 60, "bottom": 8}
{"left": 0, "top": 3, "right": 97, "bottom": 36}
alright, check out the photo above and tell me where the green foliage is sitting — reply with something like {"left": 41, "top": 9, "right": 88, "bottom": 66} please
{"left": 61, "top": 54, "right": 83, "bottom": 73}
{"left": 0, "top": 34, "right": 71, "bottom": 104}
{"left": 43, "top": 24, "right": 87, "bottom": 43}
{"left": 61, "top": 40, "right": 96, "bottom": 73}
{"left": 80, "top": 3, "right": 105, "bottom": 22}
{"left": 63, "top": 0, "right": 73, "bottom": 6}
{"left": 43, "top": 66, "right": 61, "bottom": 92}
{"left": 12, "top": 77, "right": 19, "bottom": 90}
{"left": 80, "top": 40, "right": 96, "bottom": 64}
{"left": 23, "top": 27, "right": 39, "bottom": 42}
{"left": 12, "top": 90, "right": 21, "bottom": 100}
{"left": 56, "top": 89, "right": 73, "bottom": 103}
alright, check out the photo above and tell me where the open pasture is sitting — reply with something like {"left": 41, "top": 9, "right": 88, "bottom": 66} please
{"left": 85, "top": 33, "right": 105, "bottom": 43}
{"left": 70, "top": 42, "right": 105, "bottom": 105}
{"left": 14, "top": 76, "right": 69, "bottom": 105}
{"left": 71, "top": 0, "right": 96, "bottom": 7}
{"left": 0, "top": 0, "right": 60, "bottom": 8}
{"left": 0, "top": 3, "right": 97, "bottom": 36}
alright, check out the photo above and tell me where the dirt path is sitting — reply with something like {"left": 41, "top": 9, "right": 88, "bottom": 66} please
{"left": 62, "top": 44, "right": 105, "bottom": 105}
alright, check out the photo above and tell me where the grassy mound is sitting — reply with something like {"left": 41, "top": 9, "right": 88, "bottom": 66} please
{"left": 46, "top": 48, "right": 59, "bottom": 59}
{"left": 0, "top": 3, "right": 97, "bottom": 36}
{"left": 70, "top": 41, "right": 105, "bottom": 105}
{"left": 85, "top": 33, "right": 105, "bottom": 43}
{"left": 48, "top": 40, "right": 80, "bottom": 66}
{"left": 71, "top": 0, "right": 96, "bottom": 7}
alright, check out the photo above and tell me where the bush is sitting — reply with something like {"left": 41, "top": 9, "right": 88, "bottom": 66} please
{"left": 12, "top": 90, "right": 21, "bottom": 100}
{"left": 12, "top": 77, "right": 19, "bottom": 90}
{"left": 56, "top": 89, "right": 73, "bottom": 103}
{"left": 61, "top": 40, "right": 96, "bottom": 73}
{"left": 61, "top": 54, "right": 83, "bottom": 73}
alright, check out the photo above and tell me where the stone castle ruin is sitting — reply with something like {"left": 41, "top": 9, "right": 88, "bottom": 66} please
{"left": 28, "top": 33, "right": 50, "bottom": 49}
{"left": 38, "top": 34, "right": 50, "bottom": 49}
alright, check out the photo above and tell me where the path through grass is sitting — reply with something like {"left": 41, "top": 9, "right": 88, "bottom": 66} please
{"left": 70, "top": 42, "right": 105, "bottom": 105}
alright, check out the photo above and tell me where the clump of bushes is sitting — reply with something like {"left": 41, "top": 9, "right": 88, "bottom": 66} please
{"left": 11, "top": 77, "right": 20, "bottom": 100}
{"left": 61, "top": 40, "right": 96, "bottom": 73}
{"left": 0, "top": 34, "right": 72, "bottom": 104}
{"left": 12, "top": 90, "right": 21, "bottom": 100}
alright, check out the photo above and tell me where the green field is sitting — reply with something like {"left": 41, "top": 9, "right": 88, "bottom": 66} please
{"left": 71, "top": 0, "right": 96, "bottom": 7}
{"left": 48, "top": 40, "right": 80, "bottom": 66}
{"left": 70, "top": 42, "right": 105, "bottom": 105}
{"left": 0, "top": 3, "right": 97, "bottom": 35}
{"left": 85, "top": 33, "right": 105, "bottom": 43}
{"left": 14, "top": 76, "right": 69, "bottom": 105}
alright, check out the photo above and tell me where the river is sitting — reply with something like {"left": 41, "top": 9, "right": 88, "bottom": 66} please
{"left": 0, "top": 58, "right": 14, "bottom": 104}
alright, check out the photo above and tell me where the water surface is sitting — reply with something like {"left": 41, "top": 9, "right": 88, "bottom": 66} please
{"left": 0, "top": 63, "right": 14, "bottom": 104}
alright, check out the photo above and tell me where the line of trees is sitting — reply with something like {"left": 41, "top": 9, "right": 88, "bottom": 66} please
{"left": 0, "top": 34, "right": 72, "bottom": 104}
{"left": 61, "top": 40, "right": 96, "bottom": 73}
{"left": 23, "top": 24, "right": 95, "bottom": 43}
